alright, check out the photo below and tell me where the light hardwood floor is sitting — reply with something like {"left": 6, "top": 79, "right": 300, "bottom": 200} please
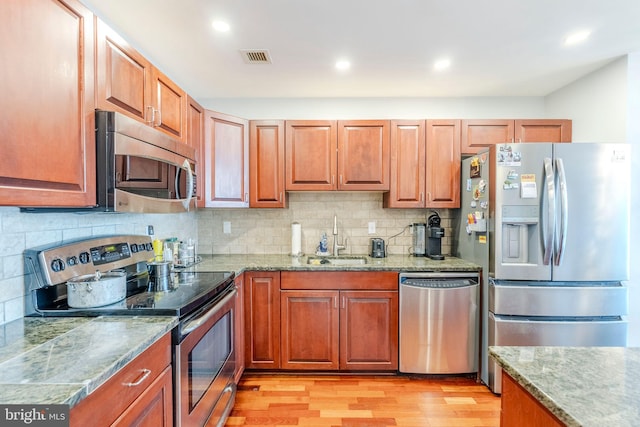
{"left": 224, "top": 374, "right": 501, "bottom": 426}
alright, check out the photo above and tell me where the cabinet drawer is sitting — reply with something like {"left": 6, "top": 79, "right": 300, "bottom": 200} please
{"left": 281, "top": 271, "right": 397, "bottom": 290}
{"left": 70, "top": 333, "right": 171, "bottom": 427}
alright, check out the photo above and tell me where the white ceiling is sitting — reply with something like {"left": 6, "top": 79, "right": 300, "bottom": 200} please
{"left": 82, "top": 0, "right": 640, "bottom": 100}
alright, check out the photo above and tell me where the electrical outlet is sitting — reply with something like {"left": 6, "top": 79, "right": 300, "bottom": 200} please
{"left": 368, "top": 221, "right": 376, "bottom": 234}
{"left": 223, "top": 221, "right": 231, "bottom": 234}
{"left": 147, "top": 225, "right": 154, "bottom": 235}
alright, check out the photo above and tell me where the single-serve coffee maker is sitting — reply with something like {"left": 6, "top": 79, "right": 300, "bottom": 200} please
{"left": 426, "top": 212, "right": 445, "bottom": 260}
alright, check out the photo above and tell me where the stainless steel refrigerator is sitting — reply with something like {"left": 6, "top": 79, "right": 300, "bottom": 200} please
{"left": 453, "top": 143, "right": 630, "bottom": 393}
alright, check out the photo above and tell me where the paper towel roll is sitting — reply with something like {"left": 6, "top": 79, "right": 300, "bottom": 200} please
{"left": 291, "top": 222, "right": 302, "bottom": 256}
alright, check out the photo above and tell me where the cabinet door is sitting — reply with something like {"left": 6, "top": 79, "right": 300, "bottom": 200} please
{"left": 250, "top": 120, "right": 287, "bottom": 207}
{"left": 340, "top": 291, "right": 398, "bottom": 371}
{"left": 111, "top": 366, "right": 173, "bottom": 427}
{"left": 285, "top": 120, "right": 337, "bottom": 190}
{"left": 461, "top": 119, "right": 514, "bottom": 155}
{"left": 0, "top": 0, "right": 96, "bottom": 207}
{"left": 515, "top": 119, "right": 572, "bottom": 143}
{"left": 384, "top": 120, "right": 426, "bottom": 208}
{"left": 96, "top": 18, "right": 152, "bottom": 124}
{"left": 244, "top": 272, "right": 280, "bottom": 369}
{"left": 187, "top": 96, "right": 206, "bottom": 207}
{"left": 150, "top": 66, "right": 187, "bottom": 142}
{"left": 234, "top": 273, "right": 245, "bottom": 384}
{"left": 281, "top": 290, "right": 340, "bottom": 370}
{"left": 203, "top": 111, "right": 249, "bottom": 207}
{"left": 338, "top": 120, "right": 390, "bottom": 190}
{"left": 425, "top": 120, "right": 461, "bottom": 208}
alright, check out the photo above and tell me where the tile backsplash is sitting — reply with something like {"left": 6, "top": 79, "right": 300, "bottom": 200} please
{"left": 197, "top": 192, "right": 453, "bottom": 257}
{"left": 0, "top": 207, "right": 197, "bottom": 325}
{"left": 0, "top": 194, "right": 452, "bottom": 325}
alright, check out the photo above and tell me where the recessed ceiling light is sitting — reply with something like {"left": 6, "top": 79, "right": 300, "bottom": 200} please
{"left": 212, "top": 20, "right": 230, "bottom": 32}
{"left": 565, "top": 30, "right": 590, "bottom": 46}
{"left": 335, "top": 60, "right": 351, "bottom": 71}
{"left": 434, "top": 58, "right": 451, "bottom": 71}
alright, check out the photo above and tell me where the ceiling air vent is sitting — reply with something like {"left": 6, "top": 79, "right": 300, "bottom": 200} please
{"left": 240, "top": 49, "right": 272, "bottom": 64}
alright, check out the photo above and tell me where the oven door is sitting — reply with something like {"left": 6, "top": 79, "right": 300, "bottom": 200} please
{"left": 175, "top": 286, "right": 237, "bottom": 427}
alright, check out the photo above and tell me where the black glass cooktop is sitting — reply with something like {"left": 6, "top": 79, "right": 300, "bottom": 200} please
{"left": 32, "top": 271, "right": 235, "bottom": 318}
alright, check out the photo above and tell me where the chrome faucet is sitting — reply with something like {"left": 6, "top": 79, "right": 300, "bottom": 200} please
{"left": 332, "top": 214, "right": 346, "bottom": 256}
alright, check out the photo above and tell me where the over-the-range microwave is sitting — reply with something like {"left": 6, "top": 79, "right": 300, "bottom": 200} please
{"left": 22, "top": 110, "right": 197, "bottom": 213}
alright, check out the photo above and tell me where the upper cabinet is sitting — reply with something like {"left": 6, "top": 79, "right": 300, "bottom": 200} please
{"left": 425, "top": 120, "right": 460, "bottom": 208}
{"left": 285, "top": 120, "right": 338, "bottom": 191}
{"left": 187, "top": 96, "right": 205, "bottom": 207}
{"left": 384, "top": 120, "right": 460, "bottom": 208}
{"left": 461, "top": 119, "right": 572, "bottom": 155}
{"left": 0, "top": 0, "right": 96, "bottom": 207}
{"left": 338, "top": 120, "right": 390, "bottom": 191}
{"left": 285, "top": 120, "right": 389, "bottom": 191}
{"left": 96, "top": 19, "right": 187, "bottom": 143}
{"left": 203, "top": 111, "right": 249, "bottom": 207}
{"left": 250, "top": 120, "right": 287, "bottom": 208}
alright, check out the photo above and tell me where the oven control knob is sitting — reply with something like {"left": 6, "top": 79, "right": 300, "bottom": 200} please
{"left": 79, "top": 252, "right": 91, "bottom": 264}
{"left": 51, "top": 258, "right": 65, "bottom": 272}
{"left": 145, "top": 243, "right": 153, "bottom": 252}
{"left": 67, "top": 256, "right": 78, "bottom": 266}
{"left": 130, "top": 244, "right": 138, "bottom": 253}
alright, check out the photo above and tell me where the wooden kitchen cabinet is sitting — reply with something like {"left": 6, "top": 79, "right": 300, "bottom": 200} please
{"left": 338, "top": 120, "right": 390, "bottom": 191}
{"left": 96, "top": 18, "right": 187, "bottom": 143}
{"left": 285, "top": 120, "right": 338, "bottom": 191}
{"left": 500, "top": 372, "right": 565, "bottom": 427}
{"left": 0, "top": 0, "right": 96, "bottom": 207}
{"left": 285, "top": 120, "right": 390, "bottom": 191}
{"left": 244, "top": 271, "right": 281, "bottom": 370}
{"left": 461, "top": 119, "right": 572, "bottom": 155}
{"left": 203, "top": 110, "right": 249, "bottom": 207}
{"left": 280, "top": 271, "right": 398, "bottom": 371}
{"left": 280, "top": 290, "right": 340, "bottom": 370}
{"left": 384, "top": 120, "right": 460, "bottom": 208}
{"left": 70, "top": 333, "right": 172, "bottom": 427}
{"left": 234, "top": 273, "right": 245, "bottom": 383}
{"left": 425, "top": 119, "right": 461, "bottom": 208}
{"left": 250, "top": 120, "right": 287, "bottom": 207}
{"left": 384, "top": 120, "right": 426, "bottom": 208}
{"left": 187, "top": 96, "right": 206, "bottom": 207}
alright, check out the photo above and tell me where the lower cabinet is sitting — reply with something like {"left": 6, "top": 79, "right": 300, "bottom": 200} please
{"left": 70, "top": 333, "right": 172, "bottom": 427}
{"left": 500, "top": 372, "right": 565, "bottom": 427}
{"left": 244, "top": 271, "right": 281, "bottom": 370}
{"left": 281, "top": 289, "right": 398, "bottom": 371}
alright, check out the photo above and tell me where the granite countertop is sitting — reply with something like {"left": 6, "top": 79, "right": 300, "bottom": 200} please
{"left": 0, "top": 316, "right": 177, "bottom": 407}
{"left": 490, "top": 346, "right": 640, "bottom": 427}
{"left": 186, "top": 253, "right": 480, "bottom": 274}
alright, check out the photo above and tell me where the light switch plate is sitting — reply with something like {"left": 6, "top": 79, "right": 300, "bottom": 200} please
{"left": 223, "top": 221, "right": 231, "bottom": 234}
{"left": 368, "top": 221, "right": 376, "bottom": 234}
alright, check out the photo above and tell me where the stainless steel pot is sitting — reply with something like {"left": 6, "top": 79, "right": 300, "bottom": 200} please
{"left": 67, "top": 271, "right": 126, "bottom": 308}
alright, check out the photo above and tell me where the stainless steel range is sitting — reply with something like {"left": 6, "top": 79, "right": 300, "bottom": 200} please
{"left": 24, "top": 235, "right": 238, "bottom": 427}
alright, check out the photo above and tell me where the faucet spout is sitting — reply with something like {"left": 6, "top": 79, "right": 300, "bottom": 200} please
{"left": 332, "top": 215, "right": 346, "bottom": 256}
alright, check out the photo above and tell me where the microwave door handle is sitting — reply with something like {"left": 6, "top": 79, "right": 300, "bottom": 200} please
{"left": 554, "top": 158, "right": 568, "bottom": 265}
{"left": 176, "top": 159, "right": 194, "bottom": 210}
{"left": 541, "top": 157, "right": 555, "bottom": 265}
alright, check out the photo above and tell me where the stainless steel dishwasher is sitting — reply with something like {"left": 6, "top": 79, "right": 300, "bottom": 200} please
{"left": 399, "top": 272, "right": 479, "bottom": 374}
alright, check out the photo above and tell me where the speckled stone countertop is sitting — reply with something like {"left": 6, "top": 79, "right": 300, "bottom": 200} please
{"left": 186, "top": 254, "right": 480, "bottom": 274}
{"left": 0, "top": 316, "right": 177, "bottom": 407}
{"left": 490, "top": 346, "right": 640, "bottom": 427}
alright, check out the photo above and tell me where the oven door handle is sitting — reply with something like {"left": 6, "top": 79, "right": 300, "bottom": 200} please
{"left": 181, "top": 288, "right": 236, "bottom": 338}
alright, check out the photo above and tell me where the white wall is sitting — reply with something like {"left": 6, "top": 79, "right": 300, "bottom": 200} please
{"left": 200, "top": 96, "right": 545, "bottom": 120}
{"left": 546, "top": 55, "right": 639, "bottom": 346}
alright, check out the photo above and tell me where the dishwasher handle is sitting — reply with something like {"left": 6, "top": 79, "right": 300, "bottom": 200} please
{"left": 401, "top": 278, "right": 477, "bottom": 289}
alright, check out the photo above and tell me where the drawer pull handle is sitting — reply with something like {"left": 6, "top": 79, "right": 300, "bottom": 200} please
{"left": 123, "top": 369, "right": 151, "bottom": 387}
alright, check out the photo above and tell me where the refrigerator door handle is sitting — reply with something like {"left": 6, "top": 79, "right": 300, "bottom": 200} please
{"left": 554, "top": 158, "right": 568, "bottom": 266}
{"left": 542, "top": 157, "right": 555, "bottom": 265}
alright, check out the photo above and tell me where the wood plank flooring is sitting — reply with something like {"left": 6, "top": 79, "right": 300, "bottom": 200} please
{"left": 224, "top": 374, "right": 501, "bottom": 426}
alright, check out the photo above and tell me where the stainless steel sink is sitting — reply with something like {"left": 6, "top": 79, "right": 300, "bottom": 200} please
{"left": 306, "top": 256, "right": 368, "bottom": 266}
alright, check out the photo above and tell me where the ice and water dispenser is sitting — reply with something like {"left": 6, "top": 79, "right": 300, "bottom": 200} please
{"left": 500, "top": 205, "right": 539, "bottom": 266}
